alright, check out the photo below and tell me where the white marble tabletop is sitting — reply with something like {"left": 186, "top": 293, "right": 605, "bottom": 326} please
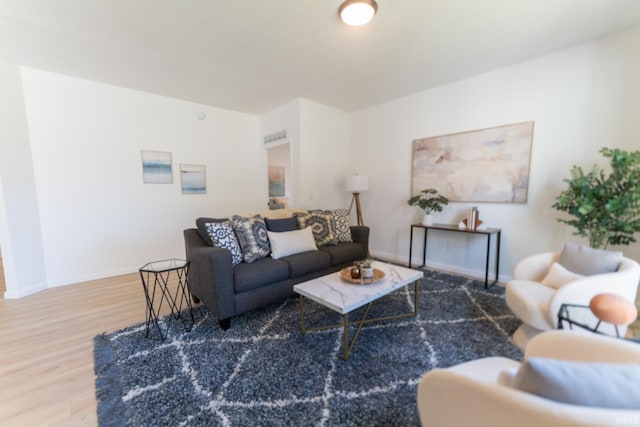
{"left": 293, "top": 261, "right": 423, "bottom": 314}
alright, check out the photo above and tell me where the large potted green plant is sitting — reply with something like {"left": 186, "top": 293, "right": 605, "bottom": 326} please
{"left": 407, "top": 188, "right": 449, "bottom": 226}
{"left": 552, "top": 147, "right": 640, "bottom": 249}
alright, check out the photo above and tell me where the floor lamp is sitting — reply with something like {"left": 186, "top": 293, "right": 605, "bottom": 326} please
{"left": 346, "top": 174, "right": 369, "bottom": 226}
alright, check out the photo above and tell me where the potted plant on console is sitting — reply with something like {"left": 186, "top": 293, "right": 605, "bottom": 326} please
{"left": 408, "top": 188, "right": 449, "bottom": 226}
{"left": 552, "top": 147, "right": 640, "bottom": 249}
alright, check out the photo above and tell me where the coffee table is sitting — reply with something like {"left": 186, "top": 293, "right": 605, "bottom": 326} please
{"left": 293, "top": 261, "right": 423, "bottom": 360}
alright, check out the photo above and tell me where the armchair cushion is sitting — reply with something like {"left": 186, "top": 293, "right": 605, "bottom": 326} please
{"left": 513, "top": 357, "right": 640, "bottom": 410}
{"left": 541, "top": 262, "right": 584, "bottom": 289}
{"left": 558, "top": 242, "right": 622, "bottom": 275}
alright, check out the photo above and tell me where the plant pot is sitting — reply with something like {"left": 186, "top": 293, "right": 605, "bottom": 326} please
{"left": 422, "top": 214, "right": 433, "bottom": 226}
{"left": 361, "top": 267, "right": 374, "bottom": 280}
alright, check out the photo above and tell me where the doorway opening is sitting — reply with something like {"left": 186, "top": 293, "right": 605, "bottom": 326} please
{"left": 266, "top": 141, "right": 293, "bottom": 209}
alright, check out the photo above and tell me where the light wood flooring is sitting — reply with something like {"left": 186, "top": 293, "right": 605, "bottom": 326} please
{"left": 0, "top": 270, "right": 148, "bottom": 426}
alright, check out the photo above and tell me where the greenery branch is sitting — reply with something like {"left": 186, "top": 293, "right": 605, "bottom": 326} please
{"left": 552, "top": 147, "right": 640, "bottom": 249}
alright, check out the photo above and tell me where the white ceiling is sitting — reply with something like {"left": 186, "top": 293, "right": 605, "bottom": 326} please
{"left": 2, "top": 0, "right": 640, "bottom": 114}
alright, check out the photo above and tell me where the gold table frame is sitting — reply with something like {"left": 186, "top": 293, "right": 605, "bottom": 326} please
{"left": 299, "top": 280, "right": 419, "bottom": 361}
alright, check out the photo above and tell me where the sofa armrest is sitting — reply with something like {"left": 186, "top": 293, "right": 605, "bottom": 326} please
{"left": 350, "top": 226, "right": 369, "bottom": 253}
{"left": 184, "top": 228, "right": 236, "bottom": 320}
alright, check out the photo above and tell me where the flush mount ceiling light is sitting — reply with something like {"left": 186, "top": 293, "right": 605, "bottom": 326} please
{"left": 338, "top": 0, "right": 378, "bottom": 26}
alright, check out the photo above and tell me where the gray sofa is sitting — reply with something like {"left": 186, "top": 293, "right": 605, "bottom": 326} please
{"left": 183, "top": 215, "right": 369, "bottom": 330}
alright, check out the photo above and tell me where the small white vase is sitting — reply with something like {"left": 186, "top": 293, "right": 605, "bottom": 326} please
{"left": 422, "top": 214, "right": 433, "bottom": 226}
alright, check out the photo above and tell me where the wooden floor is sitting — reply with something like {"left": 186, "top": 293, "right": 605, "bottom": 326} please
{"left": 0, "top": 270, "right": 148, "bottom": 426}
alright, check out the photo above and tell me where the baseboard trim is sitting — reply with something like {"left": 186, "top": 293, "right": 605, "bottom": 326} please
{"left": 370, "top": 249, "right": 510, "bottom": 284}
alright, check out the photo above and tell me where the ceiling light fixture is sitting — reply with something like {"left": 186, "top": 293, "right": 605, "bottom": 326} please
{"left": 338, "top": 0, "right": 378, "bottom": 26}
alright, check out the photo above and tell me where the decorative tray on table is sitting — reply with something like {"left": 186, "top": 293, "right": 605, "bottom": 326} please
{"left": 339, "top": 267, "right": 385, "bottom": 285}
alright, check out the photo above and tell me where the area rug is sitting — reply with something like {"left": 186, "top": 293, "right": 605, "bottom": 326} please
{"left": 94, "top": 269, "right": 522, "bottom": 426}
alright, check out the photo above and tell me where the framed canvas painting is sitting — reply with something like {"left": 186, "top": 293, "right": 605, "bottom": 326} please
{"left": 411, "top": 122, "right": 534, "bottom": 203}
{"left": 141, "top": 150, "right": 173, "bottom": 184}
{"left": 180, "top": 164, "right": 206, "bottom": 194}
{"left": 268, "top": 166, "right": 285, "bottom": 197}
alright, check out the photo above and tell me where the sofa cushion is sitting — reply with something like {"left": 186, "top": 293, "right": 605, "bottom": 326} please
{"left": 541, "top": 262, "right": 584, "bottom": 289}
{"left": 558, "top": 241, "right": 622, "bottom": 276}
{"left": 268, "top": 227, "right": 317, "bottom": 259}
{"left": 264, "top": 216, "right": 298, "bottom": 232}
{"left": 319, "top": 242, "right": 365, "bottom": 266}
{"left": 196, "top": 217, "right": 228, "bottom": 246}
{"left": 233, "top": 257, "right": 290, "bottom": 293}
{"left": 512, "top": 357, "right": 640, "bottom": 409}
{"left": 205, "top": 221, "right": 243, "bottom": 265}
{"left": 281, "top": 250, "right": 331, "bottom": 278}
{"left": 231, "top": 215, "right": 271, "bottom": 263}
{"left": 296, "top": 212, "right": 336, "bottom": 246}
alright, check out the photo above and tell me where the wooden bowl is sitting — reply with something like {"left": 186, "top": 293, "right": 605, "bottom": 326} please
{"left": 339, "top": 267, "right": 385, "bottom": 285}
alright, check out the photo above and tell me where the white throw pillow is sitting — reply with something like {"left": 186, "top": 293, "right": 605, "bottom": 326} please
{"left": 541, "top": 262, "right": 585, "bottom": 289}
{"left": 267, "top": 227, "right": 318, "bottom": 259}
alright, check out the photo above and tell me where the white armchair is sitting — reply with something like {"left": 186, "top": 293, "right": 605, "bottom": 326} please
{"left": 505, "top": 252, "right": 640, "bottom": 348}
{"left": 417, "top": 330, "right": 640, "bottom": 427}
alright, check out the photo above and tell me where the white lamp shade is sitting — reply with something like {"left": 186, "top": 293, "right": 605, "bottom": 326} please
{"left": 345, "top": 175, "right": 369, "bottom": 192}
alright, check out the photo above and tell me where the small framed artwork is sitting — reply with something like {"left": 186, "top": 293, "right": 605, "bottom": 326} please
{"left": 268, "top": 166, "right": 285, "bottom": 197}
{"left": 180, "top": 164, "right": 206, "bottom": 194}
{"left": 141, "top": 150, "right": 173, "bottom": 184}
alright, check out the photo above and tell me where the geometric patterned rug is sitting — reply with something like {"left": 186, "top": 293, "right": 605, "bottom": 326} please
{"left": 94, "top": 269, "right": 522, "bottom": 426}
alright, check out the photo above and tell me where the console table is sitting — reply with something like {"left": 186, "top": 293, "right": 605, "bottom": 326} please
{"left": 409, "top": 223, "right": 501, "bottom": 288}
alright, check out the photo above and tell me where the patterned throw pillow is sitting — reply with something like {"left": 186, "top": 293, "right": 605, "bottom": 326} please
{"left": 231, "top": 215, "right": 271, "bottom": 263}
{"left": 205, "top": 221, "right": 243, "bottom": 266}
{"left": 296, "top": 212, "right": 336, "bottom": 246}
{"left": 310, "top": 209, "right": 352, "bottom": 243}
{"left": 329, "top": 209, "right": 352, "bottom": 243}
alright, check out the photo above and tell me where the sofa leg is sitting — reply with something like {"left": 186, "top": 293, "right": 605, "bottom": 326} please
{"left": 191, "top": 293, "right": 200, "bottom": 304}
{"left": 219, "top": 318, "right": 231, "bottom": 330}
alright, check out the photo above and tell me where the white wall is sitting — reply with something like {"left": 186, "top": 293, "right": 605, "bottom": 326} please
{"left": 18, "top": 68, "right": 261, "bottom": 289}
{"left": 298, "top": 99, "right": 352, "bottom": 210}
{"left": 0, "top": 61, "right": 47, "bottom": 297}
{"left": 352, "top": 26, "right": 640, "bottom": 280}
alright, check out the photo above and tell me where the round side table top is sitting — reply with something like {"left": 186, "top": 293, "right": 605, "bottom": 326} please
{"left": 589, "top": 293, "right": 638, "bottom": 326}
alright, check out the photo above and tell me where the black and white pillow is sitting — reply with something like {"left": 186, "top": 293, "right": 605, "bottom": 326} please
{"left": 231, "top": 215, "right": 271, "bottom": 263}
{"left": 205, "top": 221, "right": 243, "bottom": 265}
{"left": 330, "top": 209, "right": 352, "bottom": 243}
{"left": 310, "top": 209, "right": 352, "bottom": 243}
{"left": 296, "top": 212, "right": 336, "bottom": 246}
